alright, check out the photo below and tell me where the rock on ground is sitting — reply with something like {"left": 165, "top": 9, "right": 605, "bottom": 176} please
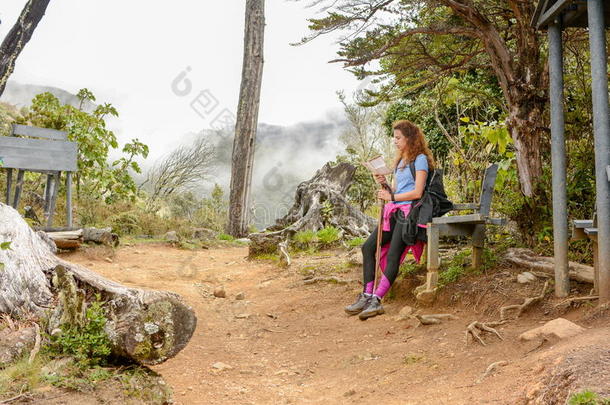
{"left": 0, "top": 326, "right": 37, "bottom": 366}
{"left": 519, "top": 318, "right": 585, "bottom": 341}
{"left": 165, "top": 231, "right": 179, "bottom": 242}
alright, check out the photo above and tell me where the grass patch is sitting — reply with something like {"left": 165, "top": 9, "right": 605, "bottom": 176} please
{"left": 0, "top": 353, "right": 47, "bottom": 398}
{"left": 403, "top": 353, "right": 423, "bottom": 365}
{"left": 252, "top": 253, "right": 279, "bottom": 262}
{"left": 217, "top": 233, "right": 235, "bottom": 242}
{"left": 568, "top": 390, "right": 610, "bottom": 405}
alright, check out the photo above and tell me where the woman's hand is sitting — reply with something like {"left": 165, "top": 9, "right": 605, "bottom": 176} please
{"left": 374, "top": 174, "right": 387, "bottom": 184}
{"left": 377, "top": 189, "right": 392, "bottom": 201}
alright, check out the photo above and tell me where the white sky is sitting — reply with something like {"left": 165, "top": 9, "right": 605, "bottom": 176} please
{"left": 0, "top": 0, "right": 362, "bottom": 157}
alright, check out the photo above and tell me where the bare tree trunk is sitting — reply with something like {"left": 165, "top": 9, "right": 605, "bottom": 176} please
{"left": 227, "top": 0, "right": 265, "bottom": 237}
{"left": 0, "top": 0, "right": 51, "bottom": 97}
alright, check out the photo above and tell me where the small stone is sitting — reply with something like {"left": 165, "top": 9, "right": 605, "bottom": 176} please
{"left": 517, "top": 272, "right": 537, "bottom": 284}
{"left": 164, "top": 231, "right": 179, "bottom": 242}
{"left": 104, "top": 257, "right": 113, "bottom": 263}
{"left": 274, "top": 369, "right": 289, "bottom": 376}
{"left": 519, "top": 318, "right": 585, "bottom": 341}
{"left": 235, "top": 292, "right": 245, "bottom": 300}
{"left": 344, "top": 389, "right": 356, "bottom": 397}
{"left": 214, "top": 286, "right": 226, "bottom": 298}
{"left": 212, "top": 362, "right": 233, "bottom": 371}
{"left": 395, "top": 305, "right": 414, "bottom": 321}
{"left": 235, "top": 314, "right": 250, "bottom": 319}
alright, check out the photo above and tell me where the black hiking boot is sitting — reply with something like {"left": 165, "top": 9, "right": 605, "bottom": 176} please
{"left": 359, "top": 296, "right": 385, "bottom": 320}
{"left": 344, "top": 293, "right": 371, "bottom": 316}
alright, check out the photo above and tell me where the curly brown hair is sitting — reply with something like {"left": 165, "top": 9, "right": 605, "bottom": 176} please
{"left": 392, "top": 120, "right": 436, "bottom": 170}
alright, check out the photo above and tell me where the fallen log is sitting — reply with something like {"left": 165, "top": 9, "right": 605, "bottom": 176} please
{"left": 505, "top": 248, "right": 594, "bottom": 284}
{"left": 0, "top": 203, "right": 196, "bottom": 365}
{"left": 42, "top": 227, "right": 119, "bottom": 247}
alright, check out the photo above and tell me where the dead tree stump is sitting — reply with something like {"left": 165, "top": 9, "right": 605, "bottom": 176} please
{"left": 249, "top": 162, "right": 375, "bottom": 256}
{"left": 0, "top": 203, "right": 196, "bottom": 365}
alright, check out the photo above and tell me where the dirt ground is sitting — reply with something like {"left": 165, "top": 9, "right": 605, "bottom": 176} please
{"left": 59, "top": 243, "right": 609, "bottom": 405}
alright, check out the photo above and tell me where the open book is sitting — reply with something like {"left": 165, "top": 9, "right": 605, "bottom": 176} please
{"left": 363, "top": 155, "right": 392, "bottom": 176}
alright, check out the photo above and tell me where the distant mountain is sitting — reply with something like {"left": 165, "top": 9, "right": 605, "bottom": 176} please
{"left": 0, "top": 81, "right": 96, "bottom": 111}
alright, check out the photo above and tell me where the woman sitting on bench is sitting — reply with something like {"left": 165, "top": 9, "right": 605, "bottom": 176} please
{"left": 345, "top": 120, "right": 435, "bottom": 320}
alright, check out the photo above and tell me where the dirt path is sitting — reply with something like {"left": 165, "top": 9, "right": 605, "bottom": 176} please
{"left": 62, "top": 244, "right": 609, "bottom": 405}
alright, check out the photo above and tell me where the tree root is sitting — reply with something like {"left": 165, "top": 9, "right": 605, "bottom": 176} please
{"left": 415, "top": 314, "right": 459, "bottom": 325}
{"left": 475, "top": 360, "right": 508, "bottom": 384}
{"left": 500, "top": 280, "right": 549, "bottom": 320}
{"left": 278, "top": 240, "right": 291, "bottom": 267}
{"left": 466, "top": 320, "right": 506, "bottom": 346}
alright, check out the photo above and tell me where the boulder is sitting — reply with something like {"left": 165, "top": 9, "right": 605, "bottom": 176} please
{"left": 519, "top": 318, "right": 585, "bottom": 341}
{"left": 164, "top": 231, "right": 179, "bottom": 242}
{"left": 192, "top": 228, "right": 217, "bottom": 240}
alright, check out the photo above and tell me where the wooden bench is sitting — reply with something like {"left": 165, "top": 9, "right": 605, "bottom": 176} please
{"left": 416, "top": 163, "right": 505, "bottom": 302}
{"left": 1, "top": 124, "right": 77, "bottom": 227}
{"left": 572, "top": 213, "right": 598, "bottom": 293}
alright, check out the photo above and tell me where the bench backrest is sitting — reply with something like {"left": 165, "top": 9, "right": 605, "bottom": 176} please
{"left": 478, "top": 163, "right": 498, "bottom": 216}
{"left": 12, "top": 124, "right": 68, "bottom": 141}
{"left": 0, "top": 124, "right": 77, "bottom": 172}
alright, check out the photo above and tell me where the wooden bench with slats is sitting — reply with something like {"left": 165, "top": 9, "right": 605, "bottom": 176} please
{"left": 416, "top": 163, "right": 506, "bottom": 302}
{"left": 1, "top": 124, "right": 77, "bottom": 227}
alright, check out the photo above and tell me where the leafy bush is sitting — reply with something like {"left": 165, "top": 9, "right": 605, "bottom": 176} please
{"left": 438, "top": 249, "right": 476, "bottom": 287}
{"left": 316, "top": 227, "right": 341, "bottom": 246}
{"left": 568, "top": 390, "right": 610, "bottom": 405}
{"left": 48, "top": 299, "right": 112, "bottom": 367}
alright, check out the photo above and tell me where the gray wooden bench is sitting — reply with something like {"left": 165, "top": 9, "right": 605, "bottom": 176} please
{"left": 572, "top": 213, "right": 598, "bottom": 293}
{"left": 1, "top": 124, "right": 77, "bottom": 227}
{"left": 416, "top": 164, "right": 505, "bottom": 302}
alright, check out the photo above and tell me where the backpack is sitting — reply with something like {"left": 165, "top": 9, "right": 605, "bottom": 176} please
{"left": 400, "top": 162, "right": 453, "bottom": 245}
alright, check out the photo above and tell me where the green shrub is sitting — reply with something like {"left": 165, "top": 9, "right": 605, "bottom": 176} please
{"left": 438, "top": 249, "right": 475, "bottom": 287}
{"left": 48, "top": 299, "right": 112, "bottom": 367}
{"left": 346, "top": 237, "right": 366, "bottom": 248}
{"left": 294, "top": 230, "right": 317, "bottom": 245}
{"left": 217, "top": 233, "right": 235, "bottom": 241}
{"left": 316, "top": 226, "right": 341, "bottom": 246}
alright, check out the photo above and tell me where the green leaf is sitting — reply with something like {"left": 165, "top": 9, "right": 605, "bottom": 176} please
{"left": 0, "top": 241, "right": 11, "bottom": 250}
{"left": 459, "top": 116, "right": 470, "bottom": 123}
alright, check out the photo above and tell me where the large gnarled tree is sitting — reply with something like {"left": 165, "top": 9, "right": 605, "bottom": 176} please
{"left": 299, "top": 0, "right": 547, "bottom": 197}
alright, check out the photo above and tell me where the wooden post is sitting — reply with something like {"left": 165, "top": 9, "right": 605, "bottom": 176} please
{"left": 12, "top": 169, "right": 25, "bottom": 209}
{"left": 44, "top": 174, "right": 52, "bottom": 210}
{"left": 66, "top": 172, "right": 73, "bottom": 227}
{"left": 426, "top": 224, "right": 440, "bottom": 290}
{"left": 46, "top": 172, "right": 60, "bottom": 227}
{"left": 5, "top": 168, "right": 12, "bottom": 204}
